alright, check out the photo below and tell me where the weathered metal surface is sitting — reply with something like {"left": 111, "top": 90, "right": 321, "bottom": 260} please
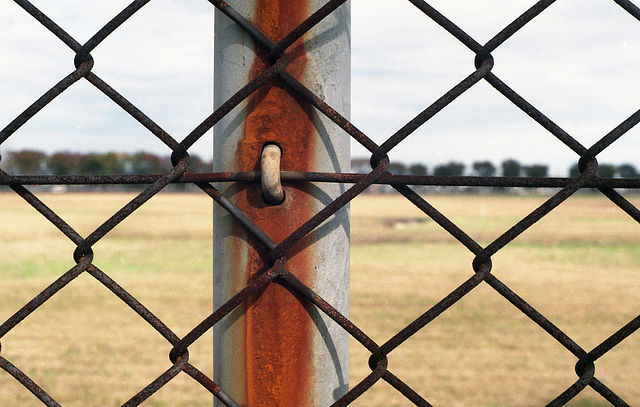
{"left": 213, "top": 0, "right": 350, "bottom": 405}
{"left": 6, "top": 170, "right": 640, "bottom": 189}
{"left": 260, "top": 144, "right": 285, "bottom": 205}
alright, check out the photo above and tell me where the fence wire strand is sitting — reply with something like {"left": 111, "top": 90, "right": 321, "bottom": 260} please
{"left": 1, "top": 0, "right": 639, "bottom": 405}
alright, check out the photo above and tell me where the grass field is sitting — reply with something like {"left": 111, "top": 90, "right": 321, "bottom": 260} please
{"left": 0, "top": 191, "right": 639, "bottom": 406}
{"left": 349, "top": 193, "right": 640, "bottom": 407}
{"left": 0, "top": 192, "right": 214, "bottom": 407}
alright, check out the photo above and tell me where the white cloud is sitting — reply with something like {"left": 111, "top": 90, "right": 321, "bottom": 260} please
{"left": 1, "top": 0, "right": 639, "bottom": 176}
{"left": 0, "top": 0, "right": 213, "bottom": 159}
{"left": 350, "top": 0, "right": 640, "bottom": 175}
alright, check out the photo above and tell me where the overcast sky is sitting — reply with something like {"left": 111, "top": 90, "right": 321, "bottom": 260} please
{"left": 1, "top": 0, "right": 639, "bottom": 176}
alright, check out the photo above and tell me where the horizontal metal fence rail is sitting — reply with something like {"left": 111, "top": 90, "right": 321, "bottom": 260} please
{"left": 1, "top": 0, "right": 640, "bottom": 405}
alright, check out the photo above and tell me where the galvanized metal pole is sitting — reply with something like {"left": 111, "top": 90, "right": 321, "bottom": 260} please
{"left": 213, "top": 1, "right": 350, "bottom": 406}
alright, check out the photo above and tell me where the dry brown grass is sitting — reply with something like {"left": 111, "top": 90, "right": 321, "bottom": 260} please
{"left": 0, "top": 191, "right": 638, "bottom": 406}
{"left": 0, "top": 192, "right": 213, "bottom": 407}
{"left": 349, "top": 192, "right": 640, "bottom": 406}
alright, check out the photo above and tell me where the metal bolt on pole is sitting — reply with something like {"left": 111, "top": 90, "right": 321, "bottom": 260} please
{"left": 213, "top": 1, "right": 350, "bottom": 406}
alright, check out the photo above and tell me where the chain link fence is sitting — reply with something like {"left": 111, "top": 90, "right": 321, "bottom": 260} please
{"left": 1, "top": 0, "right": 640, "bottom": 405}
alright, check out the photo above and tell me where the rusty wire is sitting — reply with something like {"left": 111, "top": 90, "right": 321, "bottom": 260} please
{"left": 1, "top": 0, "right": 640, "bottom": 406}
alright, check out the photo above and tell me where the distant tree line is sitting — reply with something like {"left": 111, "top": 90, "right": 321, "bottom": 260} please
{"left": 363, "top": 158, "right": 639, "bottom": 179}
{"left": 1, "top": 150, "right": 212, "bottom": 176}
{"left": 3, "top": 150, "right": 638, "bottom": 181}
{"left": 0, "top": 150, "right": 213, "bottom": 191}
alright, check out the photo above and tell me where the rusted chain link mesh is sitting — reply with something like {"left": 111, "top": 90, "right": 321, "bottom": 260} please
{"left": 2, "top": 0, "right": 640, "bottom": 405}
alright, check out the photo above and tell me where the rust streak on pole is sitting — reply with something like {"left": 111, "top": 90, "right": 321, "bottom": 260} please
{"left": 214, "top": 1, "right": 350, "bottom": 406}
{"left": 239, "top": 1, "right": 315, "bottom": 405}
